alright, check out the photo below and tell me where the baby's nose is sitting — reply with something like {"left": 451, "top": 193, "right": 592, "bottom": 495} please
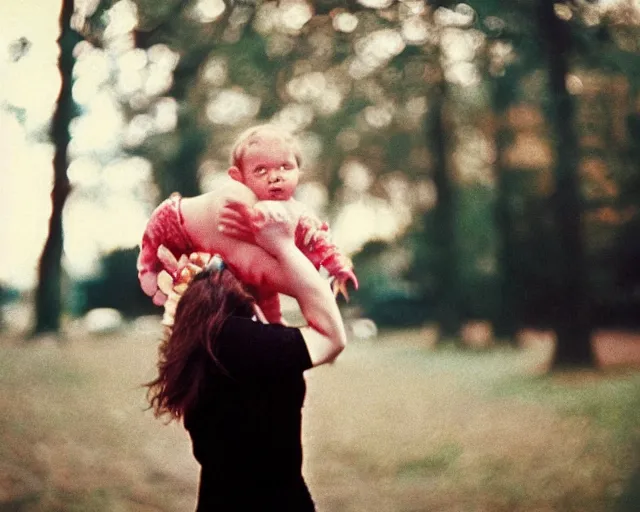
{"left": 268, "top": 170, "right": 282, "bottom": 182}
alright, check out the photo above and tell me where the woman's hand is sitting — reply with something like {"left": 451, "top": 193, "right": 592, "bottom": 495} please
{"left": 217, "top": 201, "right": 258, "bottom": 243}
{"left": 220, "top": 200, "right": 296, "bottom": 257}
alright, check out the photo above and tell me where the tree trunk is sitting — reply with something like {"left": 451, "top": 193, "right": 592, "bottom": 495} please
{"left": 492, "top": 75, "right": 519, "bottom": 342}
{"left": 32, "top": 0, "right": 76, "bottom": 336}
{"left": 428, "top": 86, "right": 459, "bottom": 339}
{"left": 537, "top": 0, "right": 595, "bottom": 368}
{"left": 493, "top": 123, "right": 519, "bottom": 341}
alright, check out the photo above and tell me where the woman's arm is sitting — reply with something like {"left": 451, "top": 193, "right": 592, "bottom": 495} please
{"left": 221, "top": 201, "right": 348, "bottom": 366}
{"left": 272, "top": 240, "right": 347, "bottom": 366}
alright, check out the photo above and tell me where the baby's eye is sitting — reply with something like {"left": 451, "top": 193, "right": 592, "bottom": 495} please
{"left": 254, "top": 167, "right": 267, "bottom": 177}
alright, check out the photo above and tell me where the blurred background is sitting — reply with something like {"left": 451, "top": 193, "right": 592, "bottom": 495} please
{"left": 3, "top": 0, "right": 640, "bottom": 365}
{"left": 1, "top": 1, "right": 640, "bottom": 510}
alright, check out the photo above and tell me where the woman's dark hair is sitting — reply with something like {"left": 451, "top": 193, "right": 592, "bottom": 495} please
{"left": 146, "top": 267, "right": 255, "bottom": 421}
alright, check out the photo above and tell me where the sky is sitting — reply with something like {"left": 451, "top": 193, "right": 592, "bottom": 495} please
{"left": 1, "top": 0, "right": 157, "bottom": 289}
{"left": 1, "top": 0, "right": 64, "bottom": 289}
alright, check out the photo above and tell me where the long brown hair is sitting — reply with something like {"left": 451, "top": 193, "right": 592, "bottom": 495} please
{"left": 146, "top": 267, "right": 255, "bottom": 422}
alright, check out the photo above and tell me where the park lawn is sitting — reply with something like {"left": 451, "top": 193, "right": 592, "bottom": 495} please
{"left": 0, "top": 323, "right": 638, "bottom": 512}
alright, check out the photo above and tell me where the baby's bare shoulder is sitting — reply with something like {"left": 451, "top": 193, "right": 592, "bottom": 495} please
{"left": 218, "top": 180, "right": 258, "bottom": 205}
{"left": 183, "top": 180, "right": 257, "bottom": 213}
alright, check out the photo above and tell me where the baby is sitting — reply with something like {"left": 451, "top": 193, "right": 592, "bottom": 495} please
{"left": 137, "top": 123, "right": 358, "bottom": 323}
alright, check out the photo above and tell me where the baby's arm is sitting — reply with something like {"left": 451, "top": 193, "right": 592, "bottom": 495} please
{"left": 295, "top": 212, "right": 358, "bottom": 300}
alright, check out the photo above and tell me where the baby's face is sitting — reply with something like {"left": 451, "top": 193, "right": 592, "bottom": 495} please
{"left": 240, "top": 135, "right": 300, "bottom": 201}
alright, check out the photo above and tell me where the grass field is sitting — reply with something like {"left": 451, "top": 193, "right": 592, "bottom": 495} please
{"left": 0, "top": 319, "right": 639, "bottom": 512}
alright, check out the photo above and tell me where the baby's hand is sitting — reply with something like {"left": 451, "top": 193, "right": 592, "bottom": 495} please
{"left": 332, "top": 269, "right": 359, "bottom": 302}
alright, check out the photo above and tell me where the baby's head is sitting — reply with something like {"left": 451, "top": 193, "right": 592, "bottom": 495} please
{"left": 228, "top": 124, "right": 302, "bottom": 201}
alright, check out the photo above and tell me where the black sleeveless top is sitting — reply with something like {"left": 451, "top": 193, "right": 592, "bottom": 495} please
{"left": 183, "top": 316, "right": 315, "bottom": 511}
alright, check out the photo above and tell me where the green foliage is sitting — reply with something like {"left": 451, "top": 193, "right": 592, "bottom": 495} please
{"left": 138, "top": 114, "right": 207, "bottom": 198}
{"left": 72, "top": 248, "right": 158, "bottom": 318}
{"left": 0, "top": 282, "right": 19, "bottom": 306}
{"left": 134, "top": 0, "right": 187, "bottom": 30}
{"left": 397, "top": 442, "right": 463, "bottom": 477}
{"left": 220, "top": 31, "right": 284, "bottom": 116}
{"left": 455, "top": 185, "right": 500, "bottom": 320}
{"left": 351, "top": 240, "right": 428, "bottom": 327}
{"left": 491, "top": 372, "right": 640, "bottom": 446}
{"left": 385, "top": 132, "right": 413, "bottom": 170}
{"left": 77, "top": 0, "right": 640, "bottom": 342}
{"left": 405, "top": 185, "right": 502, "bottom": 328}
{"left": 313, "top": 0, "right": 364, "bottom": 15}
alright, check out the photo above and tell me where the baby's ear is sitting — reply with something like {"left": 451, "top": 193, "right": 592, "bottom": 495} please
{"left": 228, "top": 166, "right": 243, "bottom": 182}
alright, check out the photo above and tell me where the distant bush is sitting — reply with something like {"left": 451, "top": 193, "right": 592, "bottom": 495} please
{"left": 367, "top": 291, "right": 430, "bottom": 327}
{"left": 351, "top": 240, "right": 430, "bottom": 328}
{"left": 0, "top": 282, "right": 20, "bottom": 306}
{"left": 71, "top": 247, "right": 159, "bottom": 319}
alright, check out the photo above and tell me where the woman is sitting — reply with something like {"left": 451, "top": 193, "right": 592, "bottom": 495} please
{"left": 145, "top": 201, "right": 347, "bottom": 511}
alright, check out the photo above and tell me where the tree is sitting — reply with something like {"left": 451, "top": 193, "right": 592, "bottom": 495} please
{"left": 537, "top": 0, "right": 595, "bottom": 368}
{"left": 389, "top": 4, "right": 465, "bottom": 340}
{"left": 72, "top": 0, "right": 635, "bottom": 352}
{"left": 468, "top": 0, "right": 603, "bottom": 364}
{"left": 32, "top": 0, "right": 80, "bottom": 336}
{"left": 424, "top": 87, "right": 460, "bottom": 337}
